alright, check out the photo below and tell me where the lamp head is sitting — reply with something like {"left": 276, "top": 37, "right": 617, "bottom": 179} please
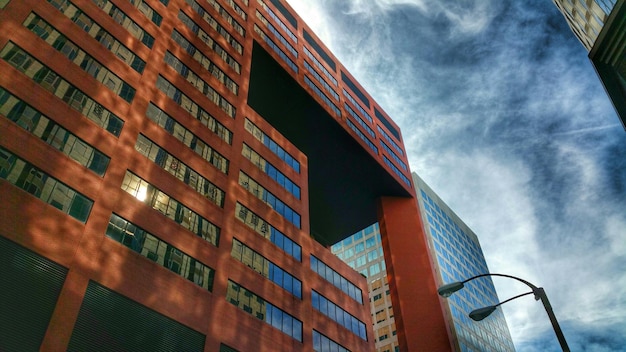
{"left": 438, "top": 282, "right": 465, "bottom": 298}
{"left": 469, "top": 306, "right": 497, "bottom": 321}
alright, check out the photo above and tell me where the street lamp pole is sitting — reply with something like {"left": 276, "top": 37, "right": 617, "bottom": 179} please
{"left": 438, "top": 273, "right": 570, "bottom": 352}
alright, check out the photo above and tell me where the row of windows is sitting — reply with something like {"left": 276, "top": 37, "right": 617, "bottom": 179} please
{"left": 304, "top": 60, "right": 339, "bottom": 101}
{"left": 254, "top": 24, "right": 298, "bottom": 73}
{"left": 377, "top": 126, "right": 404, "bottom": 156}
{"left": 375, "top": 107, "right": 401, "bottom": 141}
{"left": 226, "top": 280, "right": 303, "bottom": 342}
{"left": 242, "top": 143, "right": 300, "bottom": 199}
{"left": 256, "top": 11, "right": 297, "bottom": 58}
{"left": 303, "top": 29, "right": 336, "bottom": 71}
{"left": 303, "top": 46, "right": 338, "bottom": 87}
{"left": 46, "top": 0, "right": 146, "bottom": 74}
{"left": 0, "top": 147, "right": 93, "bottom": 223}
{"left": 310, "top": 256, "right": 363, "bottom": 304}
{"left": 422, "top": 193, "right": 489, "bottom": 281}
{"left": 346, "top": 119, "right": 377, "bottom": 154}
{"left": 305, "top": 76, "right": 341, "bottom": 117}
{"left": 171, "top": 30, "right": 238, "bottom": 95}
{"left": 311, "top": 290, "right": 367, "bottom": 340}
{"left": 343, "top": 90, "right": 373, "bottom": 124}
{"left": 234, "top": 202, "right": 302, "bottom": 261}
{"left": 148, "top": 85, "right": 232, "bottom": 145}
{"left": 181, "top": 1, "right": 243, "bottom": 55}
{"left": 163, "top": 53, "right": 236, "bottom": 118}
{"left": 199, "top": 0, "right": 245, "bottom": 36}
{"left": 152, "top": 80, "right": 230, "bottom": 173}
{"left": 178, "top": 10, "right": 242, "bottom": 74}
{"left": 221, "top": 0, "right": 247, "bottom": 20}
{"left": 381, "top": 142, "right": 407, "bottom": 171}
{"left": 244, "top": 118, "right": 300, "bottom": 173}
{"left": 383, "top": 156, "right": 410, "bottom": 186}
{"left": 121, "top": 171, "right": 220, "bottom": 247}
{"left": 0, "top": 87, "right": 110, "bottom": 176}
{"left": 341, "top": 72, "right": 370, "bottom": 108}
{"left": 313, "top": 330, "right": 350, "bottom": 352}
{"left": 91, "top": 0, "right": 155, "bottom": 48}
{"left": 238, "top": 172, "right": 301, "bottom": 228}
{"left": 423, "top": 195, "right": 485, "bottom": 267}
{"left": 105, "top": 213, "right": 215, "bottom": 290}
{"left": 135, "top": 134, "right": 225, "bottom": 207}
{"left": 24, "top": 14, "right": 136, "bottom": 103}
{"left": 1, "top": 42, "right": 124, "bottom": 136}
{"left": 345, "top": 103, "right": 375, "bottom": 139}
{"left": 128, "top": 0, "right": 163, "bottom": 26}
{"left": 257, "top": 0, "right": 297, "bottom": 43}
{"left": 231, "top": 238, "right": 302, "bottom": 298}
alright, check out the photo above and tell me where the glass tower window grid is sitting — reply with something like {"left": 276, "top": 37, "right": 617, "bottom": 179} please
{"left": 45, "top": 0, "right": 147, "bottom": 74}
{"left": 135, "top": 134, "right": 226, "bottom": 207}
{"left": 234, "top": 202, "right": 302, "bottom": 261}
{"left": 241, "top": 144, "right": 300, "bottom": 199}
{"left": 346, "top": 119, "right": 377, "bottom": 154}
{"left": 244, "top": 118, "right": 300, "bottom": 173}
{"left": 146, "top": 100, "right": 232, "bottom": 146}
{"left": 176, "top": 10, "right": 242, "bottom": 74}
{"left": 0, "top": 87, "right": 110, "bottom": 176}
{"left": 179, "top": 3, "right": 243, "bottom": 55}
{"left": 120, "top": 171, "right": 220, "bottom": 247}
{"left": 304, "top": 60, "right": 339, "bottom": 101}
{"left": 170, "top": 30, "right": 239, "bottom": 95}
{"left": 238, "top": 172, "right": 301, "bottom": 228}
{"left": 310, "top": 256, "right": 363, "bottom": 304}
{"left": 0, "top": 147, "right": 93, "bottom": 223}
{"left": 311, "top": 290, "right": 367, "bottom": 340}
{"left": 23, "top": 14, "right": 136, "bottom": 103}
{"left": 255, "top": 11, "right": 297, "bottom": 58}
{"left": 163, "top": 53, "right": 236, "bottom": 118}
{"left": 254, "top": 24, "right": 298, "bottom": 73}
{"left": 342, "top": 90, "right": 373, "bottom": 123}
{"left": 105, "top": 213, "right": 215, "bottom": 291}
{"left": 344, "top": 103, "right": 375, "bottom": 138}
{"left": 148, "top": 88, "right": 231, "bottom": 174}
{"left": 257, "top": 0, "right": 297, "bottom": 43}
{"left": 192, "top": 0, "right": 246, "bottom": 37}
{"left": 226, "top": 280, "right": 303, "bottom": 342}
{"left": 303, "top": 46, "right": 338, "bottom": 86}
{"left": 231, "top": 238, "right": 302, "bottom": 298}
{"left": 89, "top": 0, "right": 155, "bottom": 48}
{"left": 417, "top": 186, "right": 515, "bottom": 351}
{"left": 0, "top": 42, "right": 124, "bottom": 136}
{"left": 305, "top": 76, "right": 341, "bottom": 117}
{"left": 126, "top": 0, "right": 163, "bottom": 26}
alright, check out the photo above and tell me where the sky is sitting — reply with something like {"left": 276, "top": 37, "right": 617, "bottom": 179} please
{"left": 285, "top": 0, "right": 626, "bottom": 351}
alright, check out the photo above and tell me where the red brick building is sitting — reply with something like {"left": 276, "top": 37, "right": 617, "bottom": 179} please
{"left": 0, "top": 0, "right": 452, "bottom": 350}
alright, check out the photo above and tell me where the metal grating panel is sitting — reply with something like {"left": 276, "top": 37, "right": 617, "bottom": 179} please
{"left": 0, "top": 236, "right": 68, "bottom": 352}
{"left": 68, "top": 281, "right": 205, "bottom": 352}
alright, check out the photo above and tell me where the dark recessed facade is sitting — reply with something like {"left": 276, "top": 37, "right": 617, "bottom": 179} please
{"left": 0, "top": 0, "right": 452, "bottom": 351}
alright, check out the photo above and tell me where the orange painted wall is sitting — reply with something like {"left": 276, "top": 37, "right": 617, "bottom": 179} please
{"left": 378, "top": 196, "right": 454, "bottom": 352}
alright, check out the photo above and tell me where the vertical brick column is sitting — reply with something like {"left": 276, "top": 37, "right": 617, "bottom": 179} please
{"left": 378, "top": 196, "right": 453, "bottom": 352}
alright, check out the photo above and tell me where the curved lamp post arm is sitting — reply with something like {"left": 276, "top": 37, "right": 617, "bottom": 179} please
{"left": 438, "top": 273, "right": 570, "bottom": 352}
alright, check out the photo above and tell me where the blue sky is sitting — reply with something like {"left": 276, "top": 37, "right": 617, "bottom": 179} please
{"left": 285, "top": 0, "right": 626, "bottom": 351}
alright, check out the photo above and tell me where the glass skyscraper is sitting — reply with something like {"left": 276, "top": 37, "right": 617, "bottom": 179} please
{"left": 331, "top": 224, "right": 399, "bottom": 352}
{"left": 552, "top": 0, "right": 617, "bottom": 50}
{"left": 413, "top": 173, "right": 516, "bottom": 352}
{"left": 332, "top": 173, "right": 516, "bottom": 352}
{"left": 553, "top": 0, "right": 626, "bottom": 130}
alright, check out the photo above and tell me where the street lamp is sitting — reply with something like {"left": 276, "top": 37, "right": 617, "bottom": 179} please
{"left": 438, "top": 273, "right": 570, "bottom": 352}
